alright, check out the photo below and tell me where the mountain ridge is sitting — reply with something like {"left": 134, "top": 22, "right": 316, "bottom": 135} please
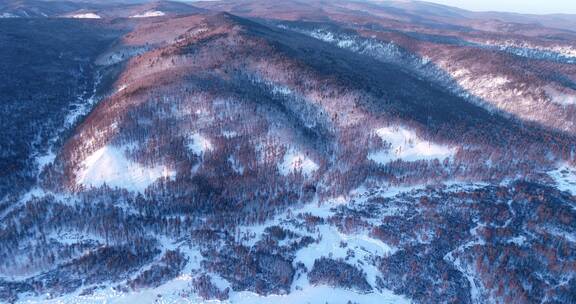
{"left": 0, "top": 1, "right": 575, "bottom": 303}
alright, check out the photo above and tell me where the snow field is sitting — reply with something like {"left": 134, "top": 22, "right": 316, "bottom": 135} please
{"left": 130, "top": 11, "right": 166, "bottom": 18}
{"left": 278, "top": 149, "right": 319, "bottom": 177}
{"left": 368, "top": 126, "right": 456, "bottom": 164}
{"left": 69, "top": 13, "right": 101, "bottom": 19}
{"left": 548, "top": 164, "right": 576, "bottom": 195}
{"left": 77, "top": 145, "right": 175, "bottom": 193}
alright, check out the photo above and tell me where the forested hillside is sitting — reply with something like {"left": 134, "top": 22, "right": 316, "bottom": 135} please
{"left": 0, "top": 1, "right": 575, "bottom": 303}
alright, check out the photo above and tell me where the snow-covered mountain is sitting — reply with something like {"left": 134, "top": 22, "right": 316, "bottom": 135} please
{"left": 0, "top": 0, "right": 205, "bottom": 18}
{"left": 0, "top": 1, "right": 575, "bottom": 303}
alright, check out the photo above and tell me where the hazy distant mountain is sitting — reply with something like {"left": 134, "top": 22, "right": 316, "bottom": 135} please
{"left": 0, "top": 0, "right": 205, "bottom": 18}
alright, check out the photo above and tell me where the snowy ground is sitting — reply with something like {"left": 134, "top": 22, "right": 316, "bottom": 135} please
{"left": 278, "top": 149, "right": 319, "bottom": 177}
{"left": 545, "top": 86, "right": 576, "bottom": 107}
{"left": 548, "top": 164, "right": 576, "bottom": 195}
{"left": 17, "top": 183, "right": 424, "bottom": 304}
{"left": 19, "top": 281, "right": 409, "bottom": 304}
{"left": 77, "top": 145, "right": 175, "bottom": 193}
{"left": 14, "top": 181, "right": 496, "bottom": 304}
{"left": 227, "top": 286, "right": 409, "bottom": 304}
{"left": 130, "top": 11, "right": 165, "bottom": 18}
{"left": 69, "top": 13, "right": 101, "bottom": 19}
{"left": 368, "top": 126, "right": 456, "bottom": 164}
{"left": 187, "top": 133, "right": 213, "bottom": 156}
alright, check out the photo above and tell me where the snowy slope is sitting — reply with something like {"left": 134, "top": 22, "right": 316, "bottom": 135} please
{"left": 69, "top": 13, "right": 101, "bottom": 19}
{"left": 187, "top": 133, "right": 213, "bottom": 156}
{"left": 130, "top": 11, "right": 166, "bottom": 18}
{"left": 368, "top": 126, "right": 455, "bottom": 164}
{"left": 77, "top": 145, "right": 175, "bottom": 193}
{"left": 548, "top": 164, "right": 576, "bottom": 195}
{"left": 278, "top": 149, "right": 319, "bottom": 177}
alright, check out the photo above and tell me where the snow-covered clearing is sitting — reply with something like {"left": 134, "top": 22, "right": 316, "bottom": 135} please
{"left": 548, "top": 164, "right": 576, "bottom": 195}
{"left": 278, "top": 149, "right": 319, "bottom": 176}
{"left": 77, "top": 145, "right": 175, "bottom": 193}
{"left": 229, "top": 285, "right": 410, "bottom": 304}
{"left": 130, "top": 11, "right": 165, "bottom": 18}
{"left": 187, "top": 133, "right": 213, "bottom": 155}
{"left": 293, "top": 223, "right": 396, "bottom": 287}
{"left": 18, "top": 274, "right": 195, "bottom": 304}
{"left": 69, "top": 13, "right": 101, "bottom": 19}
{"left": 19, "top": 279, "right": 410, "bottom": 304}
{"left": 368, "top": 126, "right": 456, "bottom": 164}
{"left": 451, "top": 68, "right": 511, "bottom": 97}
{"left": 235, "top": 186, "right": 418, "bottom": 303}
{"left": 234, "top": 191, "right": 408, "bottom": 302}
{"left": 545, "top": 87, "right": 576, "bottom": 106}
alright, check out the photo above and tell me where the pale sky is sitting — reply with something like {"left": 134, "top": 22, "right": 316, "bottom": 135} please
{"left": 422, "top": 0, "right": 576, "bottom": 14}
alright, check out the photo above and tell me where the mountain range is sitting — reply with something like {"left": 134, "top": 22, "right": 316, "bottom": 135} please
{"left": 0, "top": 0, "right": 575, "bottom": 303}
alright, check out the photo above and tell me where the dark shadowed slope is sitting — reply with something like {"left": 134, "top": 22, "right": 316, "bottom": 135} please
{"left": 0, "top": 17, "right": 125, "bottom": 202}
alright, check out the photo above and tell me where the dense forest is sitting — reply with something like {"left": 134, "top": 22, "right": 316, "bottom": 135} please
{"left": 0, "top": 0, "right": 575, "bottom": 303}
